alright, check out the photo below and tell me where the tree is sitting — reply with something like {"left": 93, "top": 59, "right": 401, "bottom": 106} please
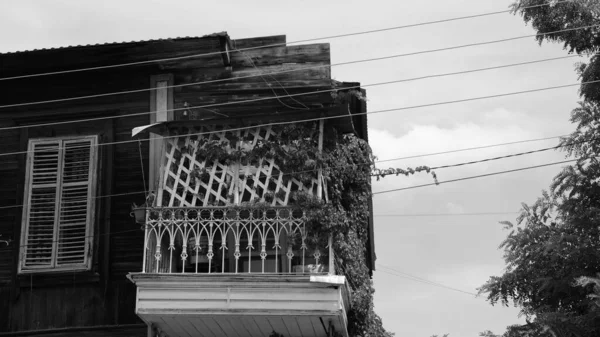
{"left": 479, "top": 1, "right": 600, "bottom": 336}
{"left": 480, "top": 331, "right": 501, "bottom": 337}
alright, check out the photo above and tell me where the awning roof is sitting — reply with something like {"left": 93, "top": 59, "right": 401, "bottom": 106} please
{"left": 131, "top": 122, "right": 167, "bottom": 137}
{"left": 131, "top": 104, "right": 362, "bottom": 138}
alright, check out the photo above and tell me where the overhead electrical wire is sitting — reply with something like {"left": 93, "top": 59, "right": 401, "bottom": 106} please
{"left": 0, "top": 212, "right": 520, "bottom": 251}
{"left": 376, "top": 135, "right": 566, "bottom": 163}
{"left": 414, "top": 141, "right": 584, "bottom": 171}
{"left": 0, "top": 190, "right": 146, "bottom": 210}
{"left": 0, "top": 227, "right": 145, "bottom": 252}
{"left": 0, "top": 21, "right": 596, "bottom": 130}
{"left": 0, "top": 136, "right": 570, "bottom": 210}
{"left": 0, "top": 56, "right": 586, "bottom": 133}
{"left": 0, "top": 78, "right": 598, "bottom": 158}
{"left": 0, "top": 157, "right": 590, "bottom": 249}
{"left": 376, "top": 264, "right": 480, "bottom": 297}
{"left": 0, "top": 132, "right": 572, "bottom": 209}
{"left": 0, "top": 0, "right": 589, "bottom": 276}
{"left": 0, "top": 40, "right": 593, "bottom": 111}
{"left": 0, "top": 0, "right": 577, "bottom": 82}
{"left": 0, "top": 138, "right": 587, "bottom": 211}
{"left": 375, "top": 212, "right": 517, "bottom": 217}
{"left": 373, "top": 158, "right": 585, "bottom": 195}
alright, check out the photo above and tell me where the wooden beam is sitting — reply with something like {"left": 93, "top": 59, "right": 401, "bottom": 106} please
{"left": 231, "top": 35, "right": 286, "bottom": 49}
{"left": 230, "top": 43, "right": 330, "bottom": 68}
{"left": 149, "top": 74, "right": 173, "bottom": 196}
{"left": 219, "top": 36, "right": 231, "bottom": 67}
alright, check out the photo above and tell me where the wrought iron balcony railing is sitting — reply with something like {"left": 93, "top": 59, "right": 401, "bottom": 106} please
{"left": 142, "top": 206, "right": 332, "bottom": 275}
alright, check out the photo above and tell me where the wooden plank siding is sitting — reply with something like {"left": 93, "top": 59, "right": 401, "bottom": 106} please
{"left": 231, "top": 35, "right": 286, "bottom": 49}
{"left": 0, "top": 324, "right": 146, "bottom": 337}
{"left": 0, "top": 36, "right": 225, "bottom": 78}
{"left": 0, "top": 32, "right": 369, "bottom": 335}
{"left": 0, "top": 100, "right": 149, "bottom": 332}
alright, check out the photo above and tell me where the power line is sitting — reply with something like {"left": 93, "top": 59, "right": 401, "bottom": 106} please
{"left": 0, "top": 156, "right": 587, "bottom": 250}
{"left": 373, "top": 158, "right": 582, "bottom": 195}
{"left": 1, "top": 135, "right": 588, "bottom": 211}
{"left": 0, "top": 190, "right": 147, "bottom": 210}
{"left": 0, "top": 227, "right": 145, "bottom": 252}
{"left": 422, "top": 141, "right": 581, "bottom": 170}
{"left": 373, "top": 143, "right": 564, "bottom": 176}
{"left": 0, "top": 213, "right": 505, "bottom": 251}
{"left": 376, "top": 135, "right": 566, "bottom": 163}
{"left": 376, "top": 264, "right": 480, "bottom": 297}
{"left": 1, "top": 78, "right": 598, "bottom": 159}
{"left": 0, "top": 134, "right": 578, "bottom": 211}
{"left": 0, "top": 0, "right": 576, "bottom": 82}
{"left": 1, "top": 20, "right": 597, "bottom": 129}
{"left": 370, "top": 136, "right": 587, "bottom": 177}
{"left": 375, "top": 212, "right": 518, "bottom": 217}
{"left": 0, "top": 31, "right": 594, "bottom": 125}
{"left": 0, "top": 45, "right": 591, "bottom": 111}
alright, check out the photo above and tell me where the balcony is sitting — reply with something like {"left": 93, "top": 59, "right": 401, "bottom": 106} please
{"left": 128, "top": 206, "right": 351, "bottom": 337}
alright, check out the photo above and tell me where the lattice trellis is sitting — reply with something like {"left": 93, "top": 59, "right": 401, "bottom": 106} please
{"left": 157, "top": 125, "right": 322, "bottom": 208}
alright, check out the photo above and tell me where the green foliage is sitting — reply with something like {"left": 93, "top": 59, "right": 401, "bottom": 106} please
{"left": 187, "top": 123, "right": 322, "bottom": 188}
{"left": 283, "top": 128, "right": 393, "bottom": 336}
{"left": 477, "top": 2, "right": 600, "bottom": 336}
{"left": 511, "top": 0, "right": 600, "bottom": 104}
{"left": 510, "top": 0, "right": 600, "bottom": 54}
{"left": 373, "top": 166, "right": 438, "bottom": 183}
{"left": 184, "top": 122, "right": 392, "bottom": 336}
{"left": 299, "top": 129, "right": 393, "bottom": 337}
{"left": 574, "top": 274, "right": 600, "bottom": 307}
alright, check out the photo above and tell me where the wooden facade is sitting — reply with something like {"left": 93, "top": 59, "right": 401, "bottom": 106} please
{"left": 0, "top": 32, "right": 372, "bottom": 337}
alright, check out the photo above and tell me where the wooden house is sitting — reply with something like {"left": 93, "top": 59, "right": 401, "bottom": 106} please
{"left": 0, "top": 32, "right": 374, "bottom": 337}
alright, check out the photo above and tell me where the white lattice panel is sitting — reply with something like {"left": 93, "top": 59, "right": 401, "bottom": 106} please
{"left": 157, "top": 125, "right": 320, "bottom": 207}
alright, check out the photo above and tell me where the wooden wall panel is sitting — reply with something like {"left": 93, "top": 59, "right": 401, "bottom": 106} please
{"left": 0, "top": 33, "right": 369, "bottom": 335}
{"left": 0, "top": 36, "right": 224, "bottom": 76}
{"left": 230, "top": 43, "right": 330, "bottom": 67}
{"left": 0, "top": 102, "right": 149, "bottom": 332}
{"left": 109, "top": 108, "right": 148, "bottom": 277}
{"left": 231, "top": 35, "right": 286, "bottom": 49}
{"left": 0, "top": 324, "right": 146, "bottom": 337}
{"left": 0, "top": 123, "right": 20, "bottom": 285}
{"left": 0, "top": 286, "right": 11, "bottom": 331}
{"left": 6, "top": 280, "right": 141, "bottom": 331}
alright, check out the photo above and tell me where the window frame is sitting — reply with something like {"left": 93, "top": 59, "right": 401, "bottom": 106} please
{"left": 18, "top": 135, "right": 99, "bottom": 274}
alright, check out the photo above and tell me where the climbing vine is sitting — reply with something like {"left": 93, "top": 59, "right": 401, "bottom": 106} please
{"left": 174, "top": 122, "right": 394, "bottom": 336}
{"left": 298, "top": 126, "right": 392, "bottom": 337}
{"left": 373, "top": 166, "right": 438, "bottom": 184}
{"left": 178, "top": 123, "right": 437, "bottom": 191}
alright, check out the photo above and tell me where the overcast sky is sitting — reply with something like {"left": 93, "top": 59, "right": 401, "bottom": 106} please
{"left": 0, "top": 0, "right": 586, "bottom": 335}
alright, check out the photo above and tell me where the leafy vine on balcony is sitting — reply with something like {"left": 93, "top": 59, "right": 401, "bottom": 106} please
{"left": 171, "top": 122, "right": 396, "bottom": 336}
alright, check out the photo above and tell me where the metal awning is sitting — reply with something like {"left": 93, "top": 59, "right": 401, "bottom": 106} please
{"left": 131, "top": 120, "right": 219, "bottom": 137}
{"left": 131, "top": 122, "right": 165, "bottom": 137}
{"left": 131, "top": 106, "right": 358, "bottom": 138}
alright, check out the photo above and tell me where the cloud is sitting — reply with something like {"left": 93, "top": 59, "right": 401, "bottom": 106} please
{"left": 367, "top": 113, "right": 566, "bottom": 215}
{"left": 368, "top": 110, "right": 552, "bottom": 171}
{"left": 446, "top": 202, "right": 465, "bottom": 214}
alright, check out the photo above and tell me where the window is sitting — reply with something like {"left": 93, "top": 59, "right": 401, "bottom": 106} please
{"left": 19, "top": 136, "right": 98, "bottom": 273}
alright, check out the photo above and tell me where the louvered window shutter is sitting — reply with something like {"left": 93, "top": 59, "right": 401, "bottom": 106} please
{"left": 20, "top": 136, "right": 98, "bottom": 273}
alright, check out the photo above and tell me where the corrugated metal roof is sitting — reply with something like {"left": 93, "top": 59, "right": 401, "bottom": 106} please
{"left": 0, "top": 32, "right": 228, "bottom": 55}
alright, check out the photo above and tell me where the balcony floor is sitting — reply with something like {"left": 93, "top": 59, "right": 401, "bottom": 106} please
{"left": 128, "top": 273, "right": 350, "bottom": 337}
